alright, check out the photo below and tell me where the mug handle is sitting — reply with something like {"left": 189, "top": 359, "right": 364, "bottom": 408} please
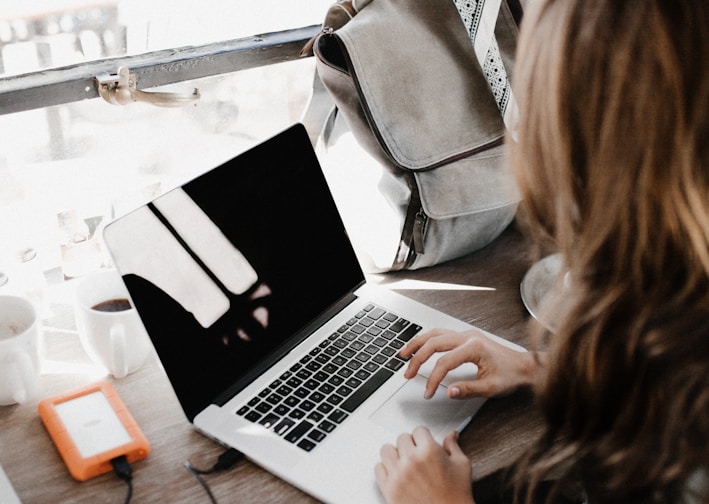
{"left": 8, "top": 351, "right": 37, "bottom": 404}
{"left": 110, "top": 323, "right": 129, "bottom": 379}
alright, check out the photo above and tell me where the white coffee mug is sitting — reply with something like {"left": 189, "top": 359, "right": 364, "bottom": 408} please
{"left": 0, "top": 295, "right": 41, "bottom": 405}
{"left": 74, "top": 270, "right": 151, "bottom": 379}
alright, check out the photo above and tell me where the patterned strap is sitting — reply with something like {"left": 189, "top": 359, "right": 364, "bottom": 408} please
{"left": 452, "top": 0, "right": 519, "bottom": 135}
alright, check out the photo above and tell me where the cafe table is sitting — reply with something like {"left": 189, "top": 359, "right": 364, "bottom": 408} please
{"left": 0, "top": 224, "right": 544, "bottom": 503}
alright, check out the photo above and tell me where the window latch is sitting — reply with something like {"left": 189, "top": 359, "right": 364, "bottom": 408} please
{"left": 95, "top": 67, "right": 200, "bottom": 107}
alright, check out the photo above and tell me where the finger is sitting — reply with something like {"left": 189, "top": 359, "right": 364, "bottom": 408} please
{"left": 442, "top": 431, "right": 464, "bottom": 457}
{"left": 447, "top": 379, "right": 497, "bottom": 399}
{"left": 424, "top": 339, "right": 484, "bottom": 397}
{"left": 379, "top": 443, "right": 399, "bottom": 467}
{"left": 404, "top": 331, "right": 470, "bottom": 380}
{"left": 399, "top": 328, "right": 450, "bottom": 358}
{"left": 410, "top": 426, "right": 435, "bottom": 447}
{"left": 374, "top": 462, "right": 388, "bottom": 489}
{"left": 395, "top": 432, "right": 416, "bottom": 456}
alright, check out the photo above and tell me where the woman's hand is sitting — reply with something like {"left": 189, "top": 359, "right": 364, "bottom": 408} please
{"left": 400, "top": 328, "right": 540, "bottom": 400}
{"left": 375, "top": 427, "right": 475, "bottom": 504}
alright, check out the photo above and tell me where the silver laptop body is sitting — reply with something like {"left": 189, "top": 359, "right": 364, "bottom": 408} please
{"left": 103, "top": 124, "right": 522, "bottom": 504}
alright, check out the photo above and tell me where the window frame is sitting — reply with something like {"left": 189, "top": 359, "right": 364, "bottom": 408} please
{"left": 0, "top": 24, "right": 321, "bottom": 116}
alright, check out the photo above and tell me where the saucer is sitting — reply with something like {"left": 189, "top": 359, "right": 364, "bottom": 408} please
{"left": 520, "top": 253, "right": 563, "bottom": 331}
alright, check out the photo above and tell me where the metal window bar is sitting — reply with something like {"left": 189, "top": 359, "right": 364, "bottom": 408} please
{"left": 0, "top": 24, "right": 320, "bottom": 116}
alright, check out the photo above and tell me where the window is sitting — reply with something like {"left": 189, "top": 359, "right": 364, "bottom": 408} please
{"left": 0, "top": 1, "right": 330, "bottom": 286}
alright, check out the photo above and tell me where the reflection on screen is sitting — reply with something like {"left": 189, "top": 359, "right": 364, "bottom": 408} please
{"left": 105, "top": 125, "right": 365, "bottom": 420}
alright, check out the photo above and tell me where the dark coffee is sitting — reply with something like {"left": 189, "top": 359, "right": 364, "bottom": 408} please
{"left": 92, "top": 298, "right": 132, "bottom": 312}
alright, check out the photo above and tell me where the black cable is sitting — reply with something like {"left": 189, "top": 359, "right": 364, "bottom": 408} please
{"left": 184, "top": 448, "right": 244, "bottom": 504}
{"left": 111, "top": 455, "right": 133, "bottom": 504}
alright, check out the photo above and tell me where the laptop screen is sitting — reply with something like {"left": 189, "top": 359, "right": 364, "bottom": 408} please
{"left": 103, "top": 124, "right": 365, "bottom": 420}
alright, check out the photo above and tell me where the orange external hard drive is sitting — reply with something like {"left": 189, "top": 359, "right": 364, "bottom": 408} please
{"left": 38, "top": 381, "right": 150, "bottom": 481}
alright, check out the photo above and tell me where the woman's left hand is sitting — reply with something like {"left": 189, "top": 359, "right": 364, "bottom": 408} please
{"left": 375, "top": 427, "right": 476, "bottom": 504}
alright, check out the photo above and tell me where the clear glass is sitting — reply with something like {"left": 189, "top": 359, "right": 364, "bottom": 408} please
{"left": 0, "top": 57, "right": 317, "bottom": 277}
{"left": 0, "top": 0, "right": 330, "bottom": 76}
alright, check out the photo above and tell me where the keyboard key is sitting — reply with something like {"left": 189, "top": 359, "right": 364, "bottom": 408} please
{"left": 364, "top": 362, "right": 380, "bottom": 373}
{"left": 256, "top": 402, "right": 272, "bottom": 413}
{"left": 307, "top": 411, "right": 324, "bottom": 422}
{"left": 373, "top": 337, "right": 388, "bottom": 347}
{"left": 385, "top": 358, "right": 405, "bottom": 371}
{"left": 309, "top": 391, "right": 326, "bottom": 403}
{"left": 354, "top": 369, "right": 371, "bottom": 381}
{"left": 274, "top": 418, "right": 296, "bottom": 435}
{"left": 342, "top": 331, "right": 358, "bottom": 341}
{"left": 290, "top": 409, "right": 306, "bottom": 419}
{"left": 286, "top": 377, "right": 303, "bottom": 388}
{"left": 298, "top": 439, "right": 317, "bottom": 451}
{"left": 375, "top": 320, "right": 390, "bottom": 329}
{"left": 319, "top": 383, "right": 335, "bottom": 394}
{"left": 294, "top": 387, "right": 310, "bottom": 398}
{"left": 260, "top": 413, "right": 280, "bottom": 428}
{"left": 317, "top": 402, "right": 334, "bottom": 414}
{"left": 274, "top": 404, "right": 290, "bottom": 416}
{"left": 266, "top": 393, "right": 283, "bottom": 405}
{"left": 328, "top": 410, "right": 349, "bottom": 424}
{"left": 345, "top": 377, "right": 362, "bottom": 388}
{"left": 366, "top": 326, "right": 383, "bottom": 336}
{"left": 276, "top": 385, "right": 293, "bottom": 396}
{"left": 364, "top": 344, "right": 379, "bottom": 355}
{"left": 296, "top": 369, "right": 312, "bottom": 380}
{"left": 319, "top": 420, "right": 336, "bottom": 433}
{"left": 346, "top": 360, "right": 363, "bottom": 370}
{"left": 389, "top": 319, "right": 409, "bottom": 333}
{"left": 359, "top": 318, "right": 374, "bottom": 327}
{"left": 396, "top": 323, "right": 422, "bottom": 342}
{"left": 381, "top": 347, "right": 396, "bottom": 357}
{"left": 336, "top": 385, "right": 353, "bottom": 397}
{"left": 245, "top": 411, "right": 262, "bottom": 422}
{"left": 308, "top": 429, "right": 327, "bottom": 442}
{"left": 300, "top": 400, "right": 316, "bottom": 411}
{"left": 331, "top": 356, "right": 347, "bottom": 367}
{"left": 389, "top": 339, "right": 404, "bottom": 350}
{"left": 350, "top": 324, "right": 366, "bottom": 334}
{"left": 285, "top": 420, "right": 314, "bottom": 443}
{"left": 328, "top": 374, "right": 345, "bottom": 385}
{"left": 336, "top": 367, "right": 353, "bottom": 378}
{"left": 372, "top": 354, "right": 388, "bottom": 365}
{"left": 326, "top": 394, "right": 344, "bottom": 406}
{"left": 341, "top": 368, "right": 394, "bottom": 413}
{"left": 355, "top": 352, "right": 370, "bottom": 362}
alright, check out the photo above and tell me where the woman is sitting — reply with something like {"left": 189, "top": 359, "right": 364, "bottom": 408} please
{"left": 375, "top": 0, "right": 709, "bottom": 502}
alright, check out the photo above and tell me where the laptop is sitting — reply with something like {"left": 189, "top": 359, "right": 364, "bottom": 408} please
{"left": 102, "top": 123, "right": 524, "bottom": 504}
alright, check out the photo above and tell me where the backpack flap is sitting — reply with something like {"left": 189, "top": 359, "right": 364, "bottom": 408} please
{"left": 313, "top": 0, "right": 521, "bottom": 270}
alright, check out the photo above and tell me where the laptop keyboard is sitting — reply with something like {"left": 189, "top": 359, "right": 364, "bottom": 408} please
{"left": 235, "top": 303, "right": 421, "bottom": 452}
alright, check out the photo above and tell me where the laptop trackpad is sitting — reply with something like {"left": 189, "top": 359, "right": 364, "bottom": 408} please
{"left": 369, "top": 375, "right": 485, "bottom": 440}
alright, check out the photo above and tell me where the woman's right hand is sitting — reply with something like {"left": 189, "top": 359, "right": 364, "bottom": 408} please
{"left": 399, "top": 328, "right": 541, "bottom": 400}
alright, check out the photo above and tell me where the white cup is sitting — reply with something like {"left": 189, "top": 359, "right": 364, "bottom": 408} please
{"left": 0, "top": 295, "right": 41, "bottom": 405}
{"left": 74, "top": 270, "right": 151, "bottom": 379}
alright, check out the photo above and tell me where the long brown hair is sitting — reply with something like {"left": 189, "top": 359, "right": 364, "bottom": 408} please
{"left": 509, "top": 0, "right": 709, "bottom": 502}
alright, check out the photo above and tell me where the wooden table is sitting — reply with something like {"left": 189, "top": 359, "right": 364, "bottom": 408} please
{"left": 0, "top": 224, "right": 544, "bottom": 503}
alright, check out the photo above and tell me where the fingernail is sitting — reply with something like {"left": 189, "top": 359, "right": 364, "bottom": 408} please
{"left": 449, "top": 386, "right": 460, "bottom": 398}
{"left": 424, "top": 390, "right": 433, "bottom": 399}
